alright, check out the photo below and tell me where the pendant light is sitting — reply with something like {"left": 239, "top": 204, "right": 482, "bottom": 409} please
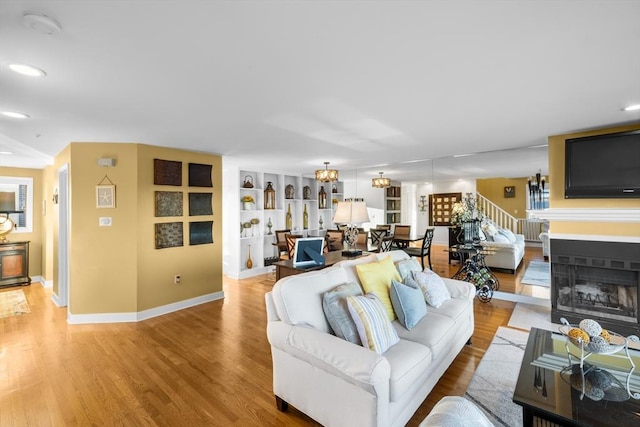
{"left": 315, "top": 161, "right": 339, "bottom": 182}
{"left": 372, "top": 172, "right": 390, "bottom": 188}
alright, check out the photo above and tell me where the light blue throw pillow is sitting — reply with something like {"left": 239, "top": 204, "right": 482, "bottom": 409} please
{"left": 322, "top": 282, "right": 363, "bottom": 344}
{"left": 390, "top": 279, "right": 427, "bottom": 330}
{"left": 395, "top": 258, "right": 422, "bottom": 280}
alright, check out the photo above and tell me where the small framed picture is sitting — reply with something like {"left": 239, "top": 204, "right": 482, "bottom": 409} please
{"left": 96, "top": 185, "right": 116, "bottom": 208}
{"left": 504, "top": 186, "right": 516, "bottom": 198}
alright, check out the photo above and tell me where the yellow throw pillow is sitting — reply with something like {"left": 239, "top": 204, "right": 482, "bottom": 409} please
{"left": 355, "top": 256, "right": 402, "bottom": 320}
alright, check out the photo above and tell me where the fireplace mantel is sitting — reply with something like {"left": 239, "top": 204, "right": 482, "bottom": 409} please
{"left": 528, "top": 208, "right": 640, "bottom": 222}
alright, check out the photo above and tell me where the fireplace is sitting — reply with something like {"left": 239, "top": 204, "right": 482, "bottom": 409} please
{"left": 550, "top": 239, "right": 640, "bottom": 337}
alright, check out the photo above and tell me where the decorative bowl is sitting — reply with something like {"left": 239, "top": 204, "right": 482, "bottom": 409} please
{"left": 558, "top": 322, "right": 627, "bottom": 355}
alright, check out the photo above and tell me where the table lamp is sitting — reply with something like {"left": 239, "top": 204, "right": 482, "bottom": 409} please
{"left": 332, "top": 199, "right": 369, "bottom": 257}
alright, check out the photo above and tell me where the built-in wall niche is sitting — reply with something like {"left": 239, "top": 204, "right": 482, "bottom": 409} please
{"left": 0, "top": 176, "right": 33, "bottom": 233}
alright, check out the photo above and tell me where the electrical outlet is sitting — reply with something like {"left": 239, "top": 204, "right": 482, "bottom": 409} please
{"left": 174, "top": 275, "right": 181, "bottom": 284}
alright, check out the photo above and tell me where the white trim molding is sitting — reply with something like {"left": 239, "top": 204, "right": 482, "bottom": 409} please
{"left": 549, "top": 233, "right": 640, "bottom": 243}
{"left": 66, "top": 291, "right": 225, "bottom": 324}
{"left": 528, "top": 208, "right": 640, "bottom": 222}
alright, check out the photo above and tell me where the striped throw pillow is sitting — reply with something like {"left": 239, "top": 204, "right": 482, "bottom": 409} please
{"left": 347, "top": 294, "right": 399, "bottom": 354}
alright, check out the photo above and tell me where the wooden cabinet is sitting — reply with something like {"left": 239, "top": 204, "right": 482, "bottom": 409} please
{"left": 0, "top": 241, "right": 31, "bottom": 288}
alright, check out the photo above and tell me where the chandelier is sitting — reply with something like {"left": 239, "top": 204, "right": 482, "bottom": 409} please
{"left": 315, "top": 161, "right": 339, "bottom": 182}
{"left": 372, "top": 172, "right": 390, "bottom": 188}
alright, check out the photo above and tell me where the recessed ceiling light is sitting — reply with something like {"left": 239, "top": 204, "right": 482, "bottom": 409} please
{"left": 1, "top": 111, "right": 30, "bottom": 119}
{"left": 23, "top": 11, "right": 62, "bottom": 35}
{"left": 623, "top": 104, "right": 640, "bottom": 112}
{"left": 8, "top": 63, "right": 47, "bottom": 77}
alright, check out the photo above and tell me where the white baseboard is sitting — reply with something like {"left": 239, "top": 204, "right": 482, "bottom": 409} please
{"left": 66, "top": 291, "right": 225, "bottom": 324}
{"left": 51, "top": 293, "right": 65, "bottom": 307}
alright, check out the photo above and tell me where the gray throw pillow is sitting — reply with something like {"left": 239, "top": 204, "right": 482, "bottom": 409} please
{"left": 322, "top": 282, "right": 363, "bottom": 344}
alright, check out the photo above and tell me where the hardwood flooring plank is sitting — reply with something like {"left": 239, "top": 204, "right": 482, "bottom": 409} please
{"left": 0, "top": 247, "right": 550, "bottom": 426}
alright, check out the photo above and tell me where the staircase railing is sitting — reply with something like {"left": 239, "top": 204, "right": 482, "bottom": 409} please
{"left": 518, "top": 218, "right": 545, "bottom": 242}
{"left": 476, "top": 192, "right": 518, "bottom": 232}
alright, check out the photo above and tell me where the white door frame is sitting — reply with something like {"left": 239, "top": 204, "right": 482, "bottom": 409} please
{"left": 55, "top": 163, "right": 70, "bottom": 309}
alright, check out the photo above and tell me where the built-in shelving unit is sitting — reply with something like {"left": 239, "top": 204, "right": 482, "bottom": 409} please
{"left": 225, "top": 165, "right": 344, "bottom": 279}
{"left": 384, "top": 185, "right": 402, "bottom": 224}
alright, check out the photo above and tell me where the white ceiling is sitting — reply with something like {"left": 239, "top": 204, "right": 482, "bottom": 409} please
{"left": 1, "top": 0, "right": 639, "bottom": 183}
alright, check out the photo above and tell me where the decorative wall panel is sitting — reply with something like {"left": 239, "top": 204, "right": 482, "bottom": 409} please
{"left": 188, "top": 193, "right": 213, "bottom": 216}
{"left": 429, "top": 192, "right": 461, "bottom": 226}
{"left": 189, "top": 163, "right": 213, "bottom": 187}
{"left": 154, "top": 159, "right": 182, "bottom": 186}
{"left": 155, "top": 191, "right": 183, "bottom": 217}
{"left": 189, "top": 221, "right": 213, "bottom": 245}
{"left": 155, "top": 222, "right": 183, "bottom": 249}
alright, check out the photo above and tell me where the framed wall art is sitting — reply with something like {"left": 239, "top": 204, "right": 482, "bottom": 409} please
{"left": 188, "top": 192, "right": 213, "bottom": 216}
{"left": 504, "top": 186, "right": 516, "bottom": 198}
{"left": 189, "top": 221, "right": 213, "bottom": 245}
{"left": 96, "top": 185, "right": 116, "bottom": 208}
{"left": 155, "top": 191, "right": 183, "bottom": 217}
{"left": 429, "top": 192, "right": 461, "bottom": 226}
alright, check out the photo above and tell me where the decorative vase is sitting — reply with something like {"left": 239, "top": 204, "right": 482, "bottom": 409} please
{"left": 303, "top": 185, "right": 311, "bottom": 200}
{"left": 243, "top": 202, "right": 253, "bottom": 210}
{"left": 246, "top": 245, "right": 253, "bottom": 269}
{"left": 319, "top": 216, "right": 324, "bottom": 230}
{"left": 267, "top": 217, "right": 273, "bottom": 235}
{"left": 285, "top": 184, "right": 295, "bottom": 199}
{"left": 286, "top": 204, "right": 293, "bottom": 230}
{"left": 303, "top": 204, "right": 308, "bottom": 229}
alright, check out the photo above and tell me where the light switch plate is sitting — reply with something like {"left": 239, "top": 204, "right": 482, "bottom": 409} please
{"left": 99, "top": 217, "right": 112, "bottom": 226}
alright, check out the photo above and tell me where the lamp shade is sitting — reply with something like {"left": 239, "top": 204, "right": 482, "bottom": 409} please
{"left": 372, "top": 172, "right": 390, "bottom": 188}
{"left": 332, "top": 201, "right": 370, "bottom": 224}
{"left": 315, "top": 161, "right": 339, "bottom": 182}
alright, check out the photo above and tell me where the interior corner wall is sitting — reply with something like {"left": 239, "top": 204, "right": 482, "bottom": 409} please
{"left": 476, "top": 177, "right": 528, "bottom": 218}
{"left": 548, "top": 123, "right": 640, "bottom": 238}
{"left": 42, "top": 165, "right": 56, "bottom": 283}
{"left": 69, "top": 143, "right": 139, "bottom": 314}
{"left": 0, "top": 166, "right": 43, "bottom": 277}
{"left": 135, "top": 145, "right": 222, "bottom": 312}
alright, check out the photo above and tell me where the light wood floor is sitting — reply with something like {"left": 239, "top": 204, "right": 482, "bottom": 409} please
{"left": 0, "top": 246, "right": 545, "bottom": 426}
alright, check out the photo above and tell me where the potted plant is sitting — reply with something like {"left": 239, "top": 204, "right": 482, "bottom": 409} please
{"left": 241, "top": 195, "right": 255, "bottom": 210}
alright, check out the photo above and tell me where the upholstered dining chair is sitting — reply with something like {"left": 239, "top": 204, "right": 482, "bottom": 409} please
{"left": 356, "top": 230, "right": 369, "bottom": 252}
{"left": 392, "top": 225, "right": 411, "bottom": 248}
{"left": 275, "top": 229, "right": 291, "bottom": 259}
{"left": 325, "top": 229, "right": 344, "bottom": 252}
{"left": 404, "top": 228, "right": 435, "bottom": 270}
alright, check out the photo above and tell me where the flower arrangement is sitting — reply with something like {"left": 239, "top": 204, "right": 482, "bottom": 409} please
{"left": 241, "top": 195, "right": 255, "bottom": 203}
{"left": 451, "top": 193, "right": 484, "bottom": 226}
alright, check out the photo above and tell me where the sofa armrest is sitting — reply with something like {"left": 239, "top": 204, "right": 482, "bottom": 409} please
{"left": 267, "top": 321, "right": 391, "bottom": 390}
{"left": 442, "top": 278, "right": 475, "bottom": 302}
{"left": 481, "top": 241, "right": 518, "bottom": 253}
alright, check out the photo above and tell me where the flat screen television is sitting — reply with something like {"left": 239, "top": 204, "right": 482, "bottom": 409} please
{"left": 564, "top": 129, "right": 640, "bottom": 198}
{"left": 292, "top": 237, "right": 325, "bottom": 267}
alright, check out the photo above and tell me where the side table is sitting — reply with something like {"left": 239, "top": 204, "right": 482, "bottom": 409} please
{"left": 448, "top": 244, "right": 499, "bottom": 302}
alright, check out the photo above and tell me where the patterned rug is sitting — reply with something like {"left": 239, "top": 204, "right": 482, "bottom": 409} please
{"left": 521, "top": 260, "right": 550, "bottom": 287}
{"left": 465, "top": 326, "right": 528, "bottom": 427}
{"left": 0, "top": 289, "right": 31, "bottom": 319}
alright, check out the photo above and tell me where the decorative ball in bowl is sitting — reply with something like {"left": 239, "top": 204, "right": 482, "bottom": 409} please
{"left": 558, "top": 318, "right": 627, "bottom": 355}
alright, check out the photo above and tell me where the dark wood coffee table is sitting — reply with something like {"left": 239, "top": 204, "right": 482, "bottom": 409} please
{"left": 513, "top": 327, "right": 640, "bottom": 427}
{"left": 273, "top": 250, "right": 369, "bottom": 281}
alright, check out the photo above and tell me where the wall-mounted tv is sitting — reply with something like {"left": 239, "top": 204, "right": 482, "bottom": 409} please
{"left": 564, "top": 129, "right": 640, "bottom": 198}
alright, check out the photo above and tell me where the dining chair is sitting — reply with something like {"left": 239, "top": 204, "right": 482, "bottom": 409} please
{"left": 378, "top": 236, "right": 394, "bottom": 253}
{"left": 325, "top": 229, "right": 344, "bottom": 252}
{"left": 285, "top": 234, "right": 301, "bottom": 259}
{"left": 403, "top": 228, "right": 435, "bottom": 270}
{"left": 356, "top": 230, "right": 369, "bottom": 252}
{"left": 370, "top": 229, "right": 387, "bottom": 250}
{"left": 392, "top": 225, "right": 411, "bottom": 248}
{"left": 376, "top": 224, "right": 391, "bottom": 233}
{"left": 275, "top": 229, "right": 291, "bottom": 259}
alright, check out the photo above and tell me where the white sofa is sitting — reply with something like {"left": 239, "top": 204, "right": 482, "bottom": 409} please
{"left": 265, "top": 250, "right": 476, "bottom": 427}
{"left": 480, "top": 233, "right": 525, "bottom": 273}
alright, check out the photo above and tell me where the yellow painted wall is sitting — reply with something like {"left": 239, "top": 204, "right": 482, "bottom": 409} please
{"left": 135, "top": 144, "right": 222, "bottom": 311}
{"left": 476, "top": 177, "right": 528, "bottom": 218}
{"left": 58, "top": 142, "right": 222, "bottom": 315}
{"left": 42, "top": 165, "right": 56, "bottom": 282}
{"left": 50, "top": 145, "right": 70, "bottom": 296}
{"left": 0, "top": 166, "right": 44, "bottom": 277}
{"left": 548, "top": 123, "right": 640, "bottom": 237}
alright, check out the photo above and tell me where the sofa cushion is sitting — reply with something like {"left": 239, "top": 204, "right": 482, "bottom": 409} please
{"left": 383, "top": 339, "right": 432, "bottom": 402}
{"left": 499, "top": 227, "right": 517, "bottom": 243}
{"left": 393, "top": 312, "right": 457, "bottom": 359}
{"left": 395, "top": 258, "right": 422, "bottom": 280}
{"left": 334, "top": 253, "right": 378, "bottom": 285}
{"left": 271, "top": 267, "right": 349, "bottom": 332}
{"left": 390, "top": 279, "right": 427, "bottom": 330}
{"left": 356, "top": 256, "right": 402, "bottom": 321}
{"left": 322, "top": 282, "right": 363, "bottom": 344}
{"left": 412, "top": 270, "right": 451, "bottom": 308}
{"left": 492, "top": 232, "right": 510, "bottom": 243}
{"left": 347, "top": 294, "right": 400, "bottom": 354}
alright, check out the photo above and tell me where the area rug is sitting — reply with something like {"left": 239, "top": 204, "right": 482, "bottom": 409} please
{"left": 521, "top": 260, "right": 550, "bottom": 287}
{"left": 508, "top": 302, "right": 560, "bottom": 332}
{"left": 464, "top": 326, "right": 528, "bottom": 427}
{"left": 0, "top": 289, "right": 31, "bottom": 319}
